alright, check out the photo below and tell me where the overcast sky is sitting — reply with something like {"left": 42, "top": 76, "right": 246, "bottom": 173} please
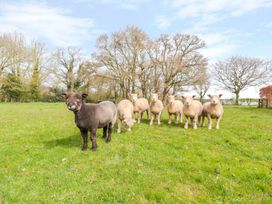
{"left": 0, "top": 0, "right": 271, "bottom": 98}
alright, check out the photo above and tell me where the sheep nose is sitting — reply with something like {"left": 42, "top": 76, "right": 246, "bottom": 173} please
{"left": 68, "top": 102, "right": 76, "bottom": 109}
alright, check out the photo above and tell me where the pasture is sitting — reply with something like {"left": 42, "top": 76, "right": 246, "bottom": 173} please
{"left": 0, "top": 103, "right": 271, "bottom": 203}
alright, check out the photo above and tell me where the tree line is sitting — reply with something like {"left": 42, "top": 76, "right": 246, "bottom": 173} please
{"left": 0, "top": 27, "right": 271, "bottom": 104}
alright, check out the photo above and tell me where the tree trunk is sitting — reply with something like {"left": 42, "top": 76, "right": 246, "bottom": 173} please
{"left": 162, "top": 86, "right": 168, "bottom": 103}
{"left": 131, "top": 75, "right": 136, "bottom": 93}
{"left": 200, "top": 95, "right": 204, "bottom": 103}
{"left": 235, "top": 92, "right": 239, "bottom": 105}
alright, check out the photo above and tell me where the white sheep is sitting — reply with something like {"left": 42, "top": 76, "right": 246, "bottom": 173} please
{"left": 201, "top": 94, "right": 224, "bottom": 129}
{"left": 130, "top": 94, "right": 150, "bottom": 124}
{"left": 182, "top": 95, "right": 203, "bottom": 129}
{"left": 117, "top": 99, "right": 135, "bottom": 133}
{"left": 167, "top": 95, "right": 183, "bottom": 124}
{"left": 149, "top": 93, "right": 164, "bottom": 125}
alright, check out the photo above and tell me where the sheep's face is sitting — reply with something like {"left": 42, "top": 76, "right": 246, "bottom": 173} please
{"left": 167, "top": 95, "right": 175, "bottom": 104}
{"left": 62, "top": 93, "right": 88, "bottom": 112}
{"left": 131, "top": 94, "right": 138, "bottom": 102}
{"left": 151, "top": 93, "right": 159, "bottom": 102}
{"left": 208, "top": 94, "right": 222, "bottom": 105}
{"left": 124, "top": 118, "right": 134, "bottom": 129}
{"left": 182, "top": 95, "right": 196, "bottom": 106}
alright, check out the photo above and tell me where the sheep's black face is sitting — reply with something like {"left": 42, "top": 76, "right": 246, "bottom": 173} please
{"left": 61, "top": 93, "right": 88, "bottom": 112}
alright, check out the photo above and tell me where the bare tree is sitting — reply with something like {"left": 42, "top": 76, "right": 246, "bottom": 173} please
{"left": 77, "top": 60, "right": 98, "bottom": 92}
{"left": 95, "top": 28, "right": 208, "bottom": 100}
{"left": 51, "top": 47, "right": 83, "bottom": 92}
{"left": 95, "top": 26, "right": 149, "bottom": 98}
{"left": 193, "top": 71, "right": 210, "bottom": 102}
{"left": 148, "top": 34, "right": 207, "bottom": 101}
{"left": 0, "top": 32, "right": 26, "bottom": 77}
{"left": 213, "top": 56, "right": 271, "bottom": 105}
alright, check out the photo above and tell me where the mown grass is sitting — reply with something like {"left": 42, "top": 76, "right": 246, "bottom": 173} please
{"left": 0, "top": 103, "right": 271, "bottom": 203}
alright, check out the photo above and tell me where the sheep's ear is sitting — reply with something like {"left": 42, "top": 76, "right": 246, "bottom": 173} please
{"left": 181, "top": 96, "right": 185, "bottom": 99}
{"left": 61, "top": 92, "right": 68, "bottom": 99}
{"left": 208, "top": 94, "right": 212, "bottom": 98}
{"left": 192, "top": 95, "right": 196, "bottom": 99}
{"left": 82, "top": 93, "right": 88, "bottom": 99}
{"left": 219, "top": 94, "right": 223, "bottom": 98}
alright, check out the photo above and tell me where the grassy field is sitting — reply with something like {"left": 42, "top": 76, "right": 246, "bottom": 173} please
{"left": 0, "top": 103, "right": 271, "bottom": 203}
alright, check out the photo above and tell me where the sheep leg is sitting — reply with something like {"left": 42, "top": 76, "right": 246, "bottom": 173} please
{"left": 201, "top": 115, "right": 205, "bottom": 127}
{"left": 184, "top": 116, "right": 189, "bottom": 129}
{"left": 175, "top": 114, "right": 179, "bottom": 124}
{"left": 168, "top": 114, "right": 172, "bottom": 124}
{"left": 207, "top": 114, "right": 212, "bottom": 130}
{"left": 180, "top": 113, "right": 183, "bottom": 124}
{"left": 138, "top": 111, "right": 142, "bottom": 124}
{"left": 103, "top": 126, "right": 108, "bottom": 138}
{"left": 197, "top": 116, "right": 201, "bottom": 127}
{"left": 80, "top": 129, "right": 88, "bottom": 151}
{"left": 117, "top": 119, "right": 122, "bottom": 133}
{"left": 150, "top": 114, "right": 154, "bottom": 126}
{"left": 106, "top": 123, "right": 112, "bottom": 143}
{"left": 158, "top": 112, "right": 161, "bottom": 125}
{"left": 90, "top": 129, "right": 97, "bottom": 151}
{"left": 147, "top": 108, "right": 150, "bottom": 120}
{"left": 193, "top": 116, "right": 198, "bottom": 129}
{"left": 216, "top": 116, "right": 221, "bottom": 129}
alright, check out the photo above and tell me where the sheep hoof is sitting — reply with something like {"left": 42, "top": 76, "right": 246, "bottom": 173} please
{"left": 82, "top": 147, "right": 87, "bottom": 151}
{"left": 106, "top": 138, "right": 111, "bottom": 143}
{"left": 168, "top": 121, "right": 171, "bottom": 124}
{"left": 91, "top": 147, "right": 97, "bottom": 151}
{"left": 127, "top": 128, "right": 131, "bottom": 132}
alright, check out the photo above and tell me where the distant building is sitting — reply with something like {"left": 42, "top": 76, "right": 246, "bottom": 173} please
{"left": 259, "top": 85, "right": 272, "bottom": 108}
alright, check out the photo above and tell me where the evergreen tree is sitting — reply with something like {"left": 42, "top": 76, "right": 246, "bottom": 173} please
{"left": 1, "top": 73, "right": 26, "bottom": 101}
{"left": 29, "top": 59, "right": 40, "bottom": 100}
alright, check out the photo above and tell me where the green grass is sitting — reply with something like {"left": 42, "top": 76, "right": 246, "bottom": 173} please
{"left": 0, "top": 103, "right": 272, "bottom": 203}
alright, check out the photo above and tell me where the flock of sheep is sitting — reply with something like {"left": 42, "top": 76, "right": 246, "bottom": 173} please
{"left": 118, "top": 93, "right": 224, "bottom": 131}
{"left": 62, "top": 92, "right": 224, "bottom": 151}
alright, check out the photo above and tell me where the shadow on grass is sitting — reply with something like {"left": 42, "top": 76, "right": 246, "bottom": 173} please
{"left": 44, "top": 132, "right": 107, "bottom": 149}
{"left": 159, "top": 119, "right": 184, "bottom": 127}
{"left": 140, "top": 118, "right": 150, "bottom": 125}
{"left": 44, "top": 134, "right": 81, "bottom": 149}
